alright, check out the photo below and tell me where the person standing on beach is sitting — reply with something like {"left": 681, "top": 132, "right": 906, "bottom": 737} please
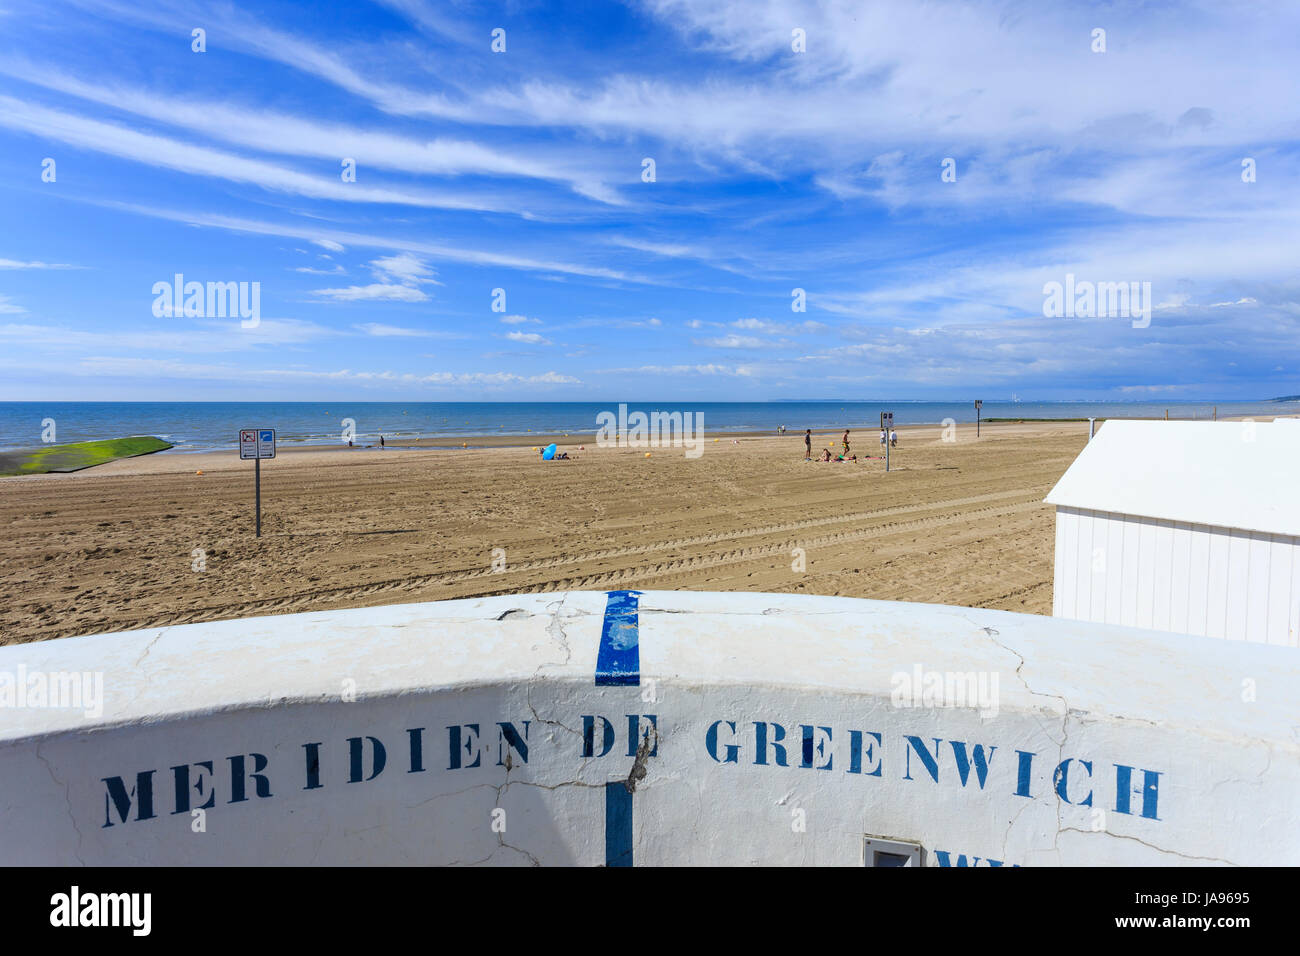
{"left": 842, "top": 429, "right": 851, "bottom": 456}
{"left": 380, "top": 434, "right": 385, "bottom": 449}
{"left": 804, "top": 428, "right": 812, "bottom": 460}
{"left": 889, "top": 428, "right": 898, "bottom": 447}
{"left": 880, "top": 428, "right": 886, "bottom": 450}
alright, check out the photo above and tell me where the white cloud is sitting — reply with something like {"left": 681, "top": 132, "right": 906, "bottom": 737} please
{"left": 0, "top": 259, "right": 83, "bottom": 270}
{"left": 733, "top": 318, "right": 826, "bottom": 334}
{"left": 1, "top": 63, "right": 621, "bottom": 204}
{"left": 354, "top": 322, "right": 441, "bottom": 337}
{"left": 68, "top": 355, "right": 581, "bottom": 387}
{"left": 694, "top": 334, "right": 766, "bottom": 349}
{"left": 311, "top": 239, "right": 346, "bottom": 253}
{"left": 597, "top": 363, "right": 753, "bottom": 376}
{"left": 369, "top": 253, "right": 440, "bottom": 287}
{"left": 0, "top": 318, "right": 334, "bottom": 352}
{"left": 87, "top": 201, "right": 637, "bottom": 282}
{"left": 506, "top": 331, "right": 552, "bottom": 345}
{"left": 0, "top": 95, "right": 524, "bottom": 215}
{"left": 312, "top": 284, "right": 429, "bottom": 302}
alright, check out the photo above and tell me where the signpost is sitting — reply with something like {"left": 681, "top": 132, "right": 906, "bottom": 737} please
{"left": 239, "top": 428, "right": 276, "bottom": 537}
{"left": 975, "top": 400, "right": 982, "bottom": 438}
{"left": 881, "top": 412, "right": 894, "bottom": 472}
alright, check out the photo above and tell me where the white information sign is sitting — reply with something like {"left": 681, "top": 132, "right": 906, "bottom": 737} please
{"left": 240, "top": 428, "right": 276, "bottom": 459}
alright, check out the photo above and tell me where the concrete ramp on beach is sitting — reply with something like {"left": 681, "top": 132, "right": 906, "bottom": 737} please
{"left": 1, "top": 591, "right": 1295, "bottom": 866}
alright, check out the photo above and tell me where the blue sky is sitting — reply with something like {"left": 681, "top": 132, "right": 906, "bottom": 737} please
{"left": 0, "top": 0, "right": 1297, "bottom": 401}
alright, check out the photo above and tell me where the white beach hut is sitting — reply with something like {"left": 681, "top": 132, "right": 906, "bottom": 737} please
{"left": 1045, "top": 419, "right": 1300, "bottom": 646}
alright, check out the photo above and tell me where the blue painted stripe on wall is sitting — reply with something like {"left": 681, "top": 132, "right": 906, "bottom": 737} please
{"left": 596, "top": 590, "right": 641, "bottom": 686}
{"left": 605, "top": 782, "right": 634, "bottom": 867}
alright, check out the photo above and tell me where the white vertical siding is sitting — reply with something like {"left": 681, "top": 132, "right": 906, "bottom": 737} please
{"left": 1089, "top": 510, "right": 1109, "bottom": 623}
{"left": 1103, "top": 516, "right": 1125, "bottom": 625}
{"left": 1135, "top": 517, "right": 1157, "bottom": 630}
{"left": 1266, "top": 535, "right": 1294, "bottom": 647}
{"left": 1075, "top": 508, "right": 1093, "bottom": 620}
{"left": 1151, "top": 519, "right": 1174, "bottom": 629}
{"left": 1244, "top": 533, "right": 1272, "bottom": 643}
{"left": 1052, "top": 506, "right": 1069, "bottom": 617}
{"left": 1290, "top": 542, "right": 1300, "bottom": 646}
{"left": 1168, "top": 522, "right": 1193, "bottom": 635}
{"left": 1052, "top": 508, "right": 1300, "bottom": 647}
{"left": 1225, "top": 531, "right": 1250, "bottom": 642}
{"left": 1120, "top": 517, "right": 1141, "bottom": 625}
{"left": 1187, "top": 527, "right": 1211, "bottom": 636}
{"left": 1205, "top": 525, "right": 1231, "bottom": 637}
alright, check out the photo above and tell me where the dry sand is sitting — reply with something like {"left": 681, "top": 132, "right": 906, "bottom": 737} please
{"left": 0, "top": 421, "right": 1089, "bottom": 645}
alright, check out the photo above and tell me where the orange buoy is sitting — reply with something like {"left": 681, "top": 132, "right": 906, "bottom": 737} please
{"left": 196, "top": 470, "right": 203, "bottom": 475}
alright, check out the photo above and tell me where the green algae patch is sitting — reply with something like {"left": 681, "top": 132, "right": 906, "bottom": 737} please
{"left": 0, "top": 437, "right": 173, "bottom": 476}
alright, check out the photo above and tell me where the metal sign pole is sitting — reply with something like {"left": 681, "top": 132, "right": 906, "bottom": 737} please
{"left": 241, "top": 427, "right": 275, "bottom": 538}
{"left": 975, "top": 399, "right": 982, "bottom": 438}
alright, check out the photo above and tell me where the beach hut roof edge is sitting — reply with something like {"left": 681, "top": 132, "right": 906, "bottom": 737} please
{"left": 1044, "top": 418, "right": 1300, "bottom": 537}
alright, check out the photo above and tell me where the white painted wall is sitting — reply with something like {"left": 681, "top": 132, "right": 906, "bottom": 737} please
{"left": 1053, "top": 506, "right": 1300, "bottom": 646}
{"left": 1, "top": 592, "right": 1297, "bottom": 866}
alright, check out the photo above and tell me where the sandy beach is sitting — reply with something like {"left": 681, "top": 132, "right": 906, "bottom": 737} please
{"left": 0, "top": 420, "right": 1088, "bottom": 645}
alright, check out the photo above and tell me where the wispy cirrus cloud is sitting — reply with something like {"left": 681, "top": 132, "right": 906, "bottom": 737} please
{"left": 0, "top": 95, "right": 529, "bottom": 215}
{"left": 0, "top": 258, "right": 84, "bottom": 270}
{"left": 313, "top": 284, "right": 428, "bottom": 302}
{"left": 354, "top": 322, "right": 463, "bottom": 338}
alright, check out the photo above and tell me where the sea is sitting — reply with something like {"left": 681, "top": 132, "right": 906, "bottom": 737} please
{"left": 1, "top": 400, "right": 1296, "bottom": 453}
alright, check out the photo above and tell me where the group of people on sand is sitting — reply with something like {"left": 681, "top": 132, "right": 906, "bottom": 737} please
{"left": 802, "top": 426, "right": 897, "bottom": 462}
